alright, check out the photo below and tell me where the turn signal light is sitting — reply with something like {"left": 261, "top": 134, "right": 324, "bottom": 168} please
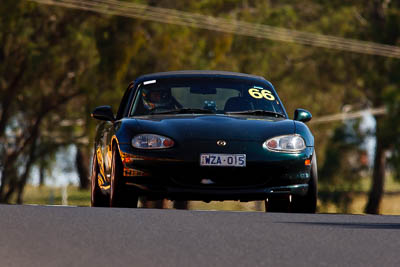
{"left": 123, "top": 156, "right": 134, "bottom": 164}
{"left": 305, "top": 159, "right": 311, "bottom": 166}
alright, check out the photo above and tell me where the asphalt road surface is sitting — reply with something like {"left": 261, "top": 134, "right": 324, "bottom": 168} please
{"left": 1, "top": 204, "right": 400, "bottom": 267}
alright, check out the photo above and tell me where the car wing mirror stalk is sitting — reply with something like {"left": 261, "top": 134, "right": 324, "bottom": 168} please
{"left": 294, "top": 108, "right": 312, "bottom": 123}
{"left": 91, "top": 105, "right": 115, "bottom": 122}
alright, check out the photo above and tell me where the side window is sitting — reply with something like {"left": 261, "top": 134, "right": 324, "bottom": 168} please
{"left": 129, "top": 85, "right": 144, "bottom": 116}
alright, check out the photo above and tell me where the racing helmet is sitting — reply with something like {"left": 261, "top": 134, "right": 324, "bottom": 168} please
{"left": 142, "top": 86, "right": 173, "bottom": 110}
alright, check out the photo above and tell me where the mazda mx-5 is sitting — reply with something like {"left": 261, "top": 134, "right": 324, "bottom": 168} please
{"left": 91, "top": 70, "right": 317, "bottom": 212}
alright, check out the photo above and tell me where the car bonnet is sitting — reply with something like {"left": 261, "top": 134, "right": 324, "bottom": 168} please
{"left": 124, "top": 114, "right": 295, "bottom": 142}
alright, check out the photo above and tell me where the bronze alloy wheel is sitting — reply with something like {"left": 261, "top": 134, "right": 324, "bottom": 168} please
{"left": 110, "top": 146, "right": 138, "bottom": 208}
{"left": 91, "top": 154, "right": 108, "bottom": 207}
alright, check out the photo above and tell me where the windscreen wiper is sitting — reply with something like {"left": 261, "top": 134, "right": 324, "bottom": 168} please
{"left": 225, "top": 110, "right": 286, "bottom": 118}
{"left": 151, "top": 108, "right": 215, "bottom": 115}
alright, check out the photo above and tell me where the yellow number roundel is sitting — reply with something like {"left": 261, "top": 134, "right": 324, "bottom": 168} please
{"left": 261, "top": 89, "right": 275, "bottom": 101}
{"left": 248, "top": 88, "right": 275, "bottom": 101}
{"left": 248, "top": 88, "right": 263, "bottom": 99}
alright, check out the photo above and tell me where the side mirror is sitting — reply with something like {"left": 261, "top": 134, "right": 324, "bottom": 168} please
{"left": 91, "top": 105, "right": 115, "bottom": 121}
{"left": 294, "top": 108, "right": 312, "bottom": 123}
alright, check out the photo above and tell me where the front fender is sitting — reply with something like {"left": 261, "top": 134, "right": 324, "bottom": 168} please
{"left": 294, "top": 121, "right": 314, "bottom": 147}
{"left": 114, "top": 118, "right": 142, "bottom": 145}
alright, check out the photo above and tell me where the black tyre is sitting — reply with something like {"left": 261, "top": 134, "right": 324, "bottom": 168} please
{"left": 291, "top": 152, "right": 318, "bottom": 213}
{"left": 265, "top": 198, "right": 291, "bottom": 213}
{"left": 91, "top": 154, "right": 109, "bottom": 207}
{"left": 110, "top": 146, "right": 138, "bottom": 208}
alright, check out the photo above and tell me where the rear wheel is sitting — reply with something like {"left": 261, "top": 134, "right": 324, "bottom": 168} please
{"left": 291, "top": 152, "right": 318, "bottom": 213}
{"left": 110, "top": 146, "right": 138, "bottom": 208}
{"left": 91, "top": 154, "right": 109, "bottom": 207}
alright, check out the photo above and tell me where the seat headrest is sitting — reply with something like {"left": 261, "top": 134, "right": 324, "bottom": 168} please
{"left": 224, "top": 97, "right": 252, "bottom": 112}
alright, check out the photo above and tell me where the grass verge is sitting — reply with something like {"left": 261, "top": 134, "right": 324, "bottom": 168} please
{"left": 19, "top": 185, "right": 400, "bottom": 215}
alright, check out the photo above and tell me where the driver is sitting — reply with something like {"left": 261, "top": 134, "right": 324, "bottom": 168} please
{"left": 142, "top": 87, "right": 175, "bottom": 111}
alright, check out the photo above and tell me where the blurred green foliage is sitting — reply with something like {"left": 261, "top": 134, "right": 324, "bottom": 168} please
{"left": 319, "top": 120, "right": 368, "bottom": 213}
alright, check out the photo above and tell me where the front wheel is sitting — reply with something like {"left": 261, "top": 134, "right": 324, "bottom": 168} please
{"left": 265, "top": 197, "right": 291, "bottom": 213}
{"left": 110, "top": 146, "right": 138, "bottom": 208}
{"left": 91, "top": 154, "right": 109, "bottom": 207}
{"left": 291, "top": 152, "right": 318, "bottom": 213}
{"left": 264, "top": 152, "right": 318, "bottom": 213}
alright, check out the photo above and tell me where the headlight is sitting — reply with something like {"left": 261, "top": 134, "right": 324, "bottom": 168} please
{"left": 132, "top": 134, "right": 174, "bottom": 149}
{"left": 263, "top": 134, "right": 306, "bottom": 152}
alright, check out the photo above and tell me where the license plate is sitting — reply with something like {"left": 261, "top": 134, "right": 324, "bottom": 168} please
{"left": 200, "top": 154, "right": 246, "bottom": 167}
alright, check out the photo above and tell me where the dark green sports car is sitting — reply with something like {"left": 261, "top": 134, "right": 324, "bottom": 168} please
{"left": 91, "top": 70, "right": 317, "bottom": 213}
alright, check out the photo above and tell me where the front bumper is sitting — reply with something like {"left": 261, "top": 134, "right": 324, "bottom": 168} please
{"left": 127, "top": 182, "right": 309, "bottom": 201}
{"left": 118, "top": 145, "right": 314, "bottom": 201}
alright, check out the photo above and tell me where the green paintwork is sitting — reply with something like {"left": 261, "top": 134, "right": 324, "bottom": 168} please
{"left": 92, "top": 105, "right": 115, "bottom": 121}
{"left": 294, "top": 108, "right": 312, "bottom": 123}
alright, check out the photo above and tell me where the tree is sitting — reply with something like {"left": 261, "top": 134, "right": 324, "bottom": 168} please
{"left": 0, "top": 0, "right": 98, "bottom": 202}
{"left": 357, "top": 0, "right": 400, "bottom": 214}
{"left": 319, "top": 120, "right": 368, "bottom": 213}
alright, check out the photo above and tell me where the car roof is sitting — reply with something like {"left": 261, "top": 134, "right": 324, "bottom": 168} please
{"left": 135, "top": 70, "right": 267, "bottom": 84}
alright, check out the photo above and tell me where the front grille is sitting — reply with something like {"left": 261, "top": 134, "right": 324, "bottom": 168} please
{"left": 170, "top": 168, "right": 271, "bottom": 188}
{"left": 128, "top": 160, "right": 300, "bottom": 188}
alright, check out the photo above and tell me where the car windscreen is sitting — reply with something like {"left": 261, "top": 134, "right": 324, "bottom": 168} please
{"left": 130, "top": 77, "right": 285, "bottom": 116}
